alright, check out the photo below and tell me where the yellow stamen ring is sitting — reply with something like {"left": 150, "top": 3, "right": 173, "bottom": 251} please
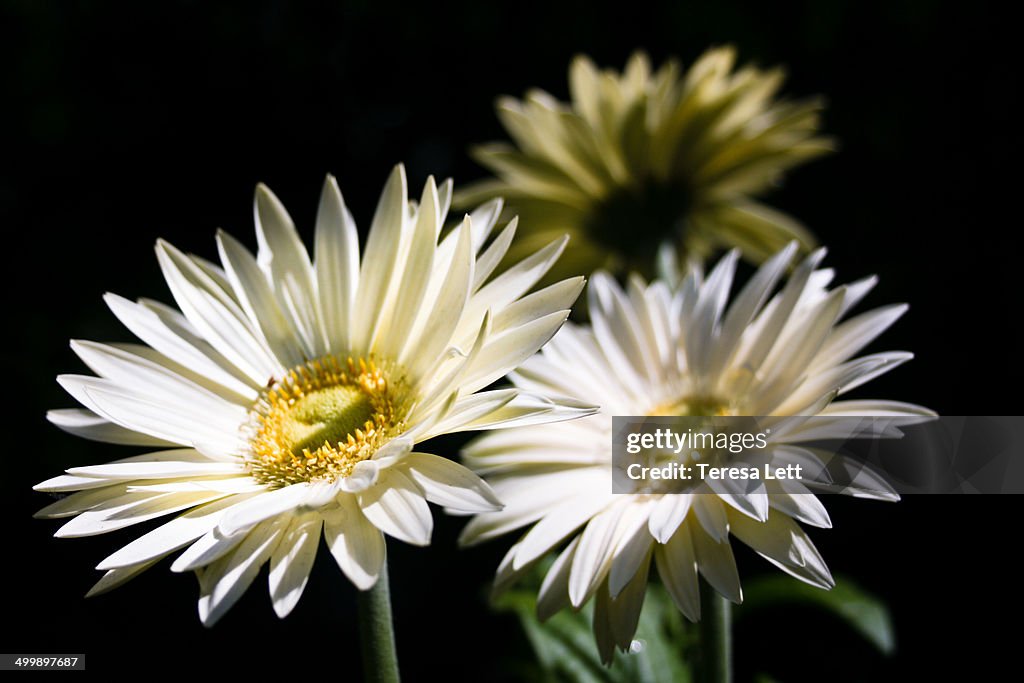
{"left": 245, "top": 356, "right": 406, "bottom": 488}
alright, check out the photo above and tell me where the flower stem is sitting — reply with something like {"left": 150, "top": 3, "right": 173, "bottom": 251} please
{"left": 696, "top": 582, "right": 732, "bottom": 683}
{"left": 357, "top": 559, "right": 401, "bottom": 683}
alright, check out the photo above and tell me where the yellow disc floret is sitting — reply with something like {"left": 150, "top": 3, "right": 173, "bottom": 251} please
{"left": 245, "top": 356, "right": 408, "bottom": 488}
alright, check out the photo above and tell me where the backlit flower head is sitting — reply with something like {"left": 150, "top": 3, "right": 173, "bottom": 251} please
{"left": 460, "top": 244, "right": 932, "bottom": 663}
{"left": 36, "top": 165, "right": 593, "bottom": 625}
{"left": 456, "top": 48, "right": 833, "bottom": 281}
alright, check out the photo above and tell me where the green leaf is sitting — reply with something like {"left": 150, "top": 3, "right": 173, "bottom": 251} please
{"left": 493, "top": 578, "right": 693, "bottom": 683}
{"left": 740, "top": 575, "right": 895, "bottom": 654}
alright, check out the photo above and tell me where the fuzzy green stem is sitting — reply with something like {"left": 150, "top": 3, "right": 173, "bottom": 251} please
{"left": 696, "top": 582, "right": 732, "bottom": 683}
{"left": 357, "top": 559, "right": 401, "bottom": 683}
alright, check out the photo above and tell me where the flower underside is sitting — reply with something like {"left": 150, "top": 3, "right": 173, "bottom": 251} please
{"left": 245, "top": 355, "right": 408, "bottom": 487}
{"left": 585, "top": 182, "right": 692, "bottom": 262}
{"left": 651, "top": 395, "right": 734, "bottom": 417}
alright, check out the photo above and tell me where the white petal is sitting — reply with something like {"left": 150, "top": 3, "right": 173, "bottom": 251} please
{"left": 460, "top": 310, "right": 569, "bottom": 394}
{"left": 513, "top": 493, "right": 612, "bottom": 570}
{"left": 156, "top": 240, "right": 279, "bottom": 382}
{"left": 96, "top": 494, "right": 257, "bottom": 569}
{"left": 419, "top": 390, "right": 517, "bottom": 439}
{"left": 458, "top": 468, "right": 610, "bottom": 546}
{"left": 436, "top": 178, "right": 454, "bottom": 227}
{"left": 648, "top": 494, "right": 693, "bottom": 544}
{"left": 592, "top": 583, "right": 616, "bottom": 665}
{"left": 454, "top": 235, "right": 568, "bottom": 344}
{"left": 568, "top": 501, "right": 626, "bottom": 607}
{"left": 34, "top": 473, "right": 115, "bottom": 493}
{"left": 732, "top": 510, "right": 834, "bottom": 588}
{"left": 338, "top": 459, "right": 381, "bottom": 493}
{"left": 104, "top": 293, "right": 258, "bottom": 400}
{"left": 375, "top": 177, "right": 439, "bottom": 359}
{"left": 83, "top": 383, "right": 241, "bottom": 455}
{"left": 591, "top": 271, "right": 663, "bottom": 385}
{"left": 692, "top": 494, "right": 729, "bottom": 542}
{"left": 586, "top": 275, "right": 646, "bottom": 392}
{"left": 752, "top": 287, "right": 846, "bottom": 412}
{"left": 55, "top": 375, "right": 138, "bottom": 430}
{"left": 324, "top": 495, "right": 386, "bottom": 590}
{"left": 838, "top": 458, "right": 901, "bottom": 501}
{"left": 35, "top": 483, "right": 130, "bottom": 518}
{"left": 691, "top": 525, "right": 742, "bottom": 603}
{"left": 608, "top": 549, "right": 650, "bottom": 649}
{"left": 315, "top": 174, "right": 360, "bottom": 353}
{"left": 111, "top": 341, "right": 254, "bottom": 406}
{"left": 472, "top": 219, "right": 517, "bottom": 290}
{"left": 353, "top": 165, "right": 408, "bottom": 351}
{"left": 449, "top": 393, "right": 597, "bottom": 434}
{"left": 491, "top": 539, "right": 533, "bottom": 598}
{"left": 654, "top": 524, "right": 701, "bottom": 621}
{"left": 806, "top": 353, "right": 913, "bottom": 409}
{"left": 171, "top": 528, "right": 247, "bottom": 573}
{"left": 68, "top": 461, "right": 242, "bottom": 479}
{"left": 216, "top": 229, "right": 304, "bottom": 368}
{"left": 369, "top": 436, "right": 415, "bottom": 468}
{"left": 728, "top": 509, "right": 803, "bottom": 567}
{"left": 399, "top": 452, "right": 502, "bottom": 513}
{"left": 731, "top": 248, "right": 826, "bottom": 379}
{"left": 811, "top": 304, "right": 908, "bottom": 371}
{"left": 47, "top": 408, "right": 175, "bottom": 447}
{"left": 269, "top": 514, "right": 322, "bottom": 617}
{"left": 838, "top": 275, "right": 878, "bottom": 316}
{"left": 819, "top": 399, "right": 936, "bottom": 417}
{"left": 708, "top": 477, "right": 769, "bottom": 522}
{"left": 358, "top": 469, "right": 432, "bottom": 546}
{"left": 55, "top": 490, "right": 227, "bottom": 538}
{"left": 198, "top": 518, "right": 285, "bottom": 626}
{"left": 608, "top": 502, "right": 655, "bottom": 598}
{"left": 535, "top": 536, "right": 579, "bottom": 621}
{"left": 468, "top": 197, "right": 504, "bottom": 248}
{"left": 708, "top": 243, "right": 796, "bottom": 379}
{"left": 490, "top": 277, "right": 584, "bottom": 337}
{"left": 86, "top": 560, "right": 158, "bottom": 598}
{"left": 411, "top": 312, "right": 491, "bottom": 418}
{"left": 253, "top": 184, "right": 322, "bottom": 358}
{"left": 400, "top": 217, "right": 473, "bottom": 375}
{"left": 134, "top": 477, "right": 262, "bottom": 494}
{"left": 217, "top": 485, "right": 312, "bottom": 536}
{"left": 769, "top": 481, "right": 832, "bottom": 528}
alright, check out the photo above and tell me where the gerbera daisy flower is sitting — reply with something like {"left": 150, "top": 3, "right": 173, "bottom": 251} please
{"left": 456, "top": 48, "right": 833, "bottom": 281}
{"left": 36, "top": 165, "right": 593, "bottom": 626}
{"left": 459, "top": 244, "right": 933, "bottom": 663}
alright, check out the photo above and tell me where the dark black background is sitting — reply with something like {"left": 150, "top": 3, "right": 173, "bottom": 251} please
{"left": 2, "top": 1, "right": 1019, "bottom": 680}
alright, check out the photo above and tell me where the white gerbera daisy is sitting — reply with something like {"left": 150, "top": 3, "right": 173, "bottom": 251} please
{"left": 36, "top": 165, "right": 593, "bottom": 626}
{"left": 460, "top": 244, "right": 933, "bottom": 662}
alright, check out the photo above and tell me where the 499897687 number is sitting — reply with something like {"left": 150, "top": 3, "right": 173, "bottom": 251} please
{"left": 1, "top": 654, "right": 85, "bottom": 670}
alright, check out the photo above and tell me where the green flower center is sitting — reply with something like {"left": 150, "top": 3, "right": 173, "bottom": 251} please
{"left": 245, "top": 356, "right": 407, "bottom": 488}
{"left": 284, "top": 386, "right": 377, "bottom": 457}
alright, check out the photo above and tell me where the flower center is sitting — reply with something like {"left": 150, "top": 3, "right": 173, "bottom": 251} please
{"left": 626, "top": 396, "right": 737, "bottom": 495}
{"left": 245, "top": 356, "right": 407, "bottom": 488}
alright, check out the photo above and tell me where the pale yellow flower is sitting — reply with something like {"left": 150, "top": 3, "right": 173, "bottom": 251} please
{"left": 457, "top": 48, "right": 833, "bottom": 281}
